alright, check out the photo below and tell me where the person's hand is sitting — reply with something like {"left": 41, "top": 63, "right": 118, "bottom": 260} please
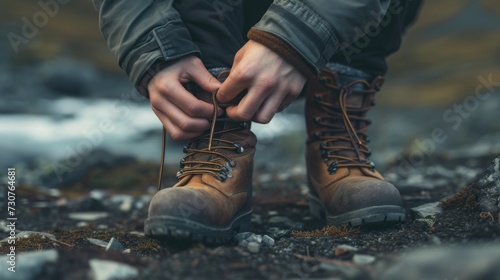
{"left": 217, "top": 40, "right": 307, "bottom": 123}
{"left": 148, "top": 56, "right": 222, "bottom": 141}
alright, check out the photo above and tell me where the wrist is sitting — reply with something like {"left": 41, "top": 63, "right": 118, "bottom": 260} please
{"left": 247, "top": 28, "right": 315, "bottom": 79}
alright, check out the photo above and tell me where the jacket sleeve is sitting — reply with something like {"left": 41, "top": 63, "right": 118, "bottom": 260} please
{"left": 250, "top": 0, "right": 392, "bottom": 74}
{"left": 92, "top": 0, "right": 201, "bottom": 97}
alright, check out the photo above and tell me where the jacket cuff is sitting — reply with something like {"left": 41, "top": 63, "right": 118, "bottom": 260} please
{"left": 248, "top": 28, "right": 315, "bottom": 79}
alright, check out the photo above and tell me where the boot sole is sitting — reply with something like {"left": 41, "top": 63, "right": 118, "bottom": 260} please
{"left": 309, "top": 195, "right": 406, "bottom": 226}
{"left": 144, "top": 208, "right": 252, "bottom": 244}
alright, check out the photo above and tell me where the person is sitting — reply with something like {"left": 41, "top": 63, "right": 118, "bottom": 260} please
{"left": 93, "top": 0, "right": 423, "bottom": 243}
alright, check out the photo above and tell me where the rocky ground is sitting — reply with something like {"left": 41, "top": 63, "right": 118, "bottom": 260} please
{"left": 1, "top": 152, "right": 499, "bottom": 280}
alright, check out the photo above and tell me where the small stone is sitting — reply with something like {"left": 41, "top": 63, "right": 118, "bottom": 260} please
{"left": 89, "top": 190, "right": 108, "bottom": 201}
{"left": 247, "top": 242, "right": 260, "bottom": 253}
{"left": 269, "top": 216, "right": 292, "bottom": 224}
{"left": 123, "top": 249, "right": 131, "bottom": 254}
{"left": 68, "top": 212, "right": 109, "bottom": 221}
{"left": 77, "top": 222, "right": 89, "bottom": 227}
{"left": 267, "top": 211, "right": 278, "bottom": 216}
{"left": 128, "top": 231, "right": 145, "bottom": 237}
{"left": 353, "top": 254, "right": 376, "bottom": 265}
{"left": 239, "top": 240, "right": 249, "bottom": 247}
{"left": 262, "top": 235, "right": 275, "bottom": 246}
{"left": 86, "top": 238, "right": 108, "bottom": 248}
{"left": 335, "top": 244, "right": 358, "bottom": 257}
{"left": 247, "top": 234, "right": 262, "bottom": 243}
{"left": 411, "top": 202, "right": 442, "bottom": 218}
{"left": 234, "top": 232, "right": 254, "bottom": 242}
{"left": 89, "top": 259, "right": 139, "bottom": 280}
{"left": 106, "top": 237, "right": 125, "bottom": 252}
{"left": 97, "top": 224, "right": 108, "bottom": 230}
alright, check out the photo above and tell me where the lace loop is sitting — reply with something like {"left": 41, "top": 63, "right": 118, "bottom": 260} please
{"left": 157, "top": 90, "right": 245, "bottom": 190}
{"left": 315, "top": 78, "right": 376, "bottom": 173}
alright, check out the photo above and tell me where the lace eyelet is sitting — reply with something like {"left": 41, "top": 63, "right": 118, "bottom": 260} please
{"left": 183, "top": 145, "right": 189, "bottom": 153}
{"left": 369, "top": 161, "right": 376, "bottom": 172}
{"left": 234, "top": 144, "right": 244, "bottom": 154}
{"left": 328, "top": 162, "right": 338, "bottom": 175}
{"left": 179, "top": 158, "right": 186, "bottom": 167}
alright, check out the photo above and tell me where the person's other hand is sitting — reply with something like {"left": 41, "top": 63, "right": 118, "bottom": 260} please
{"left": 148, "top": 56, "right": 222, "bottom": 141}
{"left": 217, "top": 40, "right": 306, "bottom": 124}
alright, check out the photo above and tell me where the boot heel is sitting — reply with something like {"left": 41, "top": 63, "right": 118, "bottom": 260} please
{"left": 308, "top": 195, "right": 325, "bottom": 220}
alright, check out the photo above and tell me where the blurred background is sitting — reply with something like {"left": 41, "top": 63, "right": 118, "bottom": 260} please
{"left": 1, "top": 0, "right": 499, "bottom": 190}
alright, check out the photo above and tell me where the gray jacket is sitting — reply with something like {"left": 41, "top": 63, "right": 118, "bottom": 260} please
{"left": 93, "top": 0, "right": 392, "bottom": 95}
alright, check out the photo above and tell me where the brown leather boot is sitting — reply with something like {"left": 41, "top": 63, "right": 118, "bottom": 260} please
{"left": 305, "top": 68, "right": 405, "bottom": 226}
{"left": 144, "top": 71, "right": 254, "bottom": 243}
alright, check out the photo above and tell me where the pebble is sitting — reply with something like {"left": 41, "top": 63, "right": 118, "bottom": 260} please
{"left": 247, "top": 242, "right": 260, "bottom": 253}
{"left": 0, "top": 249, "right": 58, "bottom": 280}
{"left": 267, "top": 211, "right": 278, "bottom": 216}
{"left": 262, "top": 235, "right": 275, "bottom": 246}
{"left": 86, "top": 238, "right": 108, "bottom": 248}
{"left": 123, "top": 249, "right": 131, "bottom": 254}
{"left": 269, "top": 216, "right": 292, "bottom": 224}
{"left": 77, "top": 222, "right": 89, "bottom": 227}
{"left": 234, "top": 232, "right": 254, "bottom": 243}
{"left": 68, "top": 212, "right": 109, "bottom": 221}
{"left": 106, "top": 237, "right": 125, "bottom": 252}
{"left": 239, "top": 240, "right": 249, "bottom": 247}
{"left": 89, "top": 259, "right": 139, "bottom": 280}
{"left": 411, "top": 202, "right": 442, "bottom": 218}
{"left": 335, "top": 245, "right": 359, "bottom": 257}
{"left": 353, "top": 254, "right": 376, "bottom": 265}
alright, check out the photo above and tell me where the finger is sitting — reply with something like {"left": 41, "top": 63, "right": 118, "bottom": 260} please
{"left": 188, "top": 62, "right": 221, "bottom": 93}
{"left": 253, "top": 88, "right": 286, "bottom": 123}
{"left": 217, "top": 69, "right": 250, "bottom": 104}
{"left": 277, "top": 95, "right": 296, "bottom": 112}
{"left": 225, "top": 85, "right": 270, "bottom": 121}
{"left": 151, "top": 97, "right": 211, "bottom": 133}
{"left": 151, "top": 107, "right": 206, "bottom": 141}
{"left": 155, "top": 81, "right": 216, "bottom": 119}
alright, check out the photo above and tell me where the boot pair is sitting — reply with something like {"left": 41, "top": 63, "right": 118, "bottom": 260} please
{"left": 144, "top": 68, "right": 405, "bottom": 243}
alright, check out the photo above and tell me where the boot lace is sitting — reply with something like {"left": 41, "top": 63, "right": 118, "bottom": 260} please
{"left": 314, "top": 78, "right": 376, "bottom": 174}
{"left": 157, "top": 90, "right": 245, "bottom": 190}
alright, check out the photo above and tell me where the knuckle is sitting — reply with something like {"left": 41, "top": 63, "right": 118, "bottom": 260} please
{"left": 185, "top": 102, "right": 202, "bottom": 117}
{"left": 169, "top": 129, "right": 185, "bottom": 141}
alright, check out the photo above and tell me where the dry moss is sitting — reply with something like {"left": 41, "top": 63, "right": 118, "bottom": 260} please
{"left": 439, "top": 184, "right": 480, "bottom": 210}
{"left": 291, "top": 225, "right": 359, "bottom": 238}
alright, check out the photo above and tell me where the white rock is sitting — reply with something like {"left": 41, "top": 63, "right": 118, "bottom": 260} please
{"left": 68, "top": 212, "right": 109, "bottom": 221}
{"left": 86, "top": 238, "right": 108, "bottom": 248}
{"left": 89, "top": 259, "right": 139, "bottom": 280}
{"left": 247, "top": 242, "right": 260, "bottom": 253}
{"left": 262, "top": 235, "right": 275, "bottom": 246}
{"left": 335, "top": 245, "right": 358, "bottom": 257}
{"left": 106, "top": 237, "right": 125, "bottom": 252}
{"left": 353, "top": 254, "right": 375, "bottom": 265}
{"left": 411, "top": 202, "right": 442, "bottom": 218}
